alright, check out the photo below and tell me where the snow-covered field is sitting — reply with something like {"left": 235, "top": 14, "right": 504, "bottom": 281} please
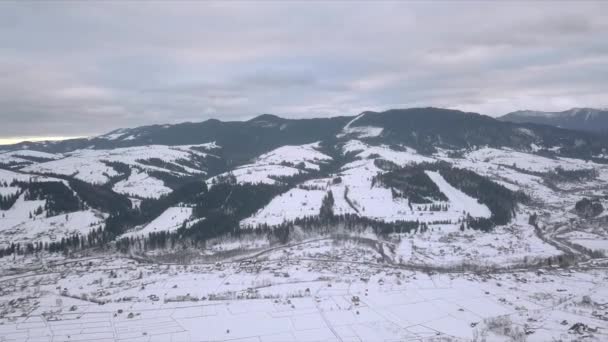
{"left": 23, "top": 144, "right": 218, "bottom": 185}
{"left": 1, "top": 247, "right": 607, "bottom": 342}
{"left": 464, "top": 147, "right": 591, "bottom": 173}
{"left": 0, "top": 169, "right": 106, "bottom": 248}
{"left": 0, "top": 149, "right": 61, "bottom": 168}
{"left": 3, "top": 138, "right": 608, "bottom": 340}
{"left": 209, "top": 143, "right": 331, "bottom": 186}
{"left": 0, "top": 205, "right": 105, "bottom": 248}
{"left": 342, "top": 139, "right": 434, "bottom": 165}
{"left": 209, "top": 163, "right": 304, "bottom": 186}
{"left": 426, "top": 171, "right": 490, "bottom": 218}
{"left": 256, "top": 143, "right": 331, "bottom": 171}
{"left": 112, "top": 169, "right": 172, "bottom": 199}
{"left": 123, "top": 207, "right": 193, "bottom": 238}
{"left": 241, "top": 188, "right": 327, "bottom": 227}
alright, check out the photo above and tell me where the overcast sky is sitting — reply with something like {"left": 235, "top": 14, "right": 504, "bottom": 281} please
{"left": 1, "top": 1, "right": 607, "bottom": 143}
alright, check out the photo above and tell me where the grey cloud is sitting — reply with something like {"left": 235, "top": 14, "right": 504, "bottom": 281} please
{"left": 1, "top": 2, "right": 608, "bottom": 139}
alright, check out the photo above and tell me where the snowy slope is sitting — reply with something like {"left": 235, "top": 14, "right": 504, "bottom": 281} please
{"left": 327, "top": 159, "right": 471, "bottom": 223}
{"left": 338, "top": 112, "right": 384, "bottom": 138}
{"left": 239, "top": 142, "right": 487, "bottom": 227}
{"left": 343, "top": 140, "right": 435, "bottom": 166}
{"left": 209, "top": 143, "right": 331, "bottom": 186}
{"left": 0, "top": 168, "right": 110, "bottom": 247}
{"left": 23, "top": 144, "right": 218, "bottom": 185}
{"left": 0, "top": 168, "right": 68, "bottom": 187}
{"left": 0, "top": 209, "right": 105, "bottom": 248}
{"left": 0, "top": 149, "right": 62, "bottom": 168}
{"left": 210, "top": 164, "right": 303, "bottom": 186}
{"left": 241, "top": 188, "right": 327, "bottom": 227}
{"left": 465, "top": 147, "right": 587, "bottom": 172}
{"left": 122, "top": 207, "right": 193, "bottom": 238}
{"left": 425, "top": 171, "right": 491, "bottom": 218}
{"left": 112, "top": 169, "right": 172, "bottom": 199}
{"left": 256, "top": 142, "right": 331, "bottom": 171}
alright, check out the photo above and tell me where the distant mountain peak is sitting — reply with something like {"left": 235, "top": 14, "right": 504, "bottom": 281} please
{"left": 500, "top": 107, "right": 608, "bottom": 132}
{"left": 248, "top": 114, "right": 284, "bottom": 122}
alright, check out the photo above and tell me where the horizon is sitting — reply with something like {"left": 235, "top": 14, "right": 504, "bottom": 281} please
{"left": 2, "top": 105, "right": 605, "bottom": 147}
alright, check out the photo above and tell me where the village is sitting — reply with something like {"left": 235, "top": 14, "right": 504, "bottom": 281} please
{"left": 2, "top": 239, "right": 608, "bottom": 341}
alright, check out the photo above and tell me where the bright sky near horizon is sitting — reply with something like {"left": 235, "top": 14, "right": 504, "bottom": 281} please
{"left": 1, "top": 1, "right": 607, "bottom": 142}
{"left": 0, "top": 136, "right": 87, "bottom": 146}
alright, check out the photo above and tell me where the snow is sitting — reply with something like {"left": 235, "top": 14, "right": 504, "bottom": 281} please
{"left": 209, "top": 143, "right": 331, "bottom": 187}
{"left": 0, "top": 169, "right": 108, "bottom": 246}
{"left": 345, "top": 140, "right": 434, "bottom": 166}
{"left": 241, "top": 188, "right": 326, "bottom": 227}
{"left": 0, "top": 206, "right": 105, "bottom": 248}
{"left": 338, "top": 126, "right": 384, "bottom": 138}
{"left": 342, "top": 140, "right": 369, "bottom": 154}
{"left": 0, "top": 193, "right": 46, "bottom": 225}
{"left": 209, "top": 164, "right": 303, "bottom": 186}
{"left": 339, "top": 113, "right": 384, "bottom": 138}
{"left": 2, "top": 246, "right": 606, "bottom": 342}
{"left": 99, "top": 128, "right": 128, "bottom": 140}
{"left": 426, "top": 171, "right": 491, "bottom": 218}
{"left": 0, "top": 149, "right": 61, "bottom": 167}
{"left": 465, "top": 147, "right": 586, "bottom": 173}
{"left": 122, "top": 207, "right": 193, "bottom": 238}
{"left": 1, "top": 149, "right": 60, "bottom": 160}
{"left": 235, "top": 141, "right": 488, "bottom": 226}
{"left": 256, "top": 142, "right": 331, "bottom": 171}
{"left": 0, "top": 168, "right": 63, "bottom": 186}
{"left": 0, "top": 186, "right": 20, "bottom": 197}
{"left": 23, "top": 144, "right": 217, "bottom": 185}
{"left": 343, "top": 113, "right": 365, "bottom": 130}
{"left": 324, "top": 158, "right": 467, "bottom": 223}
{"left": 4, "top": 132, "right": 608, "bottom": 341}
{"left": 113, "top": 169, "right": 172, "bottom": 199}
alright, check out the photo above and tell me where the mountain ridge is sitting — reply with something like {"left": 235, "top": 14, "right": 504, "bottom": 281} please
{"left": 3, "top": 107, "right": 608, "bottom": 157}
{"left": 499, "top": 107, "right": 608, "bottom": 132}
{"left": 2, "top": 106, "right": 608, "bottom": 274}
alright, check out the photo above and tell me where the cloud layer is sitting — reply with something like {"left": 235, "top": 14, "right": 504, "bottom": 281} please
{"left": 1, "top": 2, "right": 607, "bottom": 138}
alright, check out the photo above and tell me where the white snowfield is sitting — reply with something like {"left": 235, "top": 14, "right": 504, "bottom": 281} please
{"left": 241, "top": 188, "right": 327, "bottom": 227}
{"left": 338, "top": 112, "right": 384, "bottom": 139}
{"left": 2, "top": 250, "right": 608, "bottom": 342}
{"left": 240, "top": 142, "right": 490, "bottom": 227}
{"left": 209, "top": 164, "right": 304, "bottom": 186}
{"left": 0, "top": 170, "right": 107, "bottom": 248}
{"left": 209, "top": 143, "right": 332, "bottom": 186}
{"left": 256, "top": 143, "right": 331, "bottom": 171}
{"left": 465, "top": 147, "right": 589, "bottom": 173}
{"left": 338, "top": 125, "right": 384, "bottom": 138}
{"left": 122, "top": 207, "right": 193, "bottom": 238}
{"left": 0, "top": 169, "right": 106, "bottom": 247}
{"left": 0, "top": 209, "right": 106, "bottom": 248}
{"left": 0, "top": 168, "right": 71, "bottom": 188}
{"left": 2, "top": 139, "right": 608, "bottom": 264}
{"left": 425, "top": 171, "right": 491, "bottom": 218}
{"left": 0, "top": 185, "right": 20, "bottom": 197}
{"left": 112, "top": 169, "right": 172, "bottom": 199}
{"left": 342, "top": 139, "right": 434, "bottom": 165}
{"left": 1, "top": 193, "right": 47, "bottom": 228}
{"left": 22, "top": 143, "right": 219, "bottom": 185}
{"left": 4, "top": 138, "right": 608, "bottom": 341}
{"left": 0, "top": 149, "right": 62, "bottom": 166}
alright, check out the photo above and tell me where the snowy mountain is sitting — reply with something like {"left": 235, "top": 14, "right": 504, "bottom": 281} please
{"left": 500, "top": 107, "right": 608, "bottom": 132}
{"left": 4, "top": 107, "right": 608, "bottom": 341}
{"left": 1, "top": 107, "right": 608, "bottom": 251}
